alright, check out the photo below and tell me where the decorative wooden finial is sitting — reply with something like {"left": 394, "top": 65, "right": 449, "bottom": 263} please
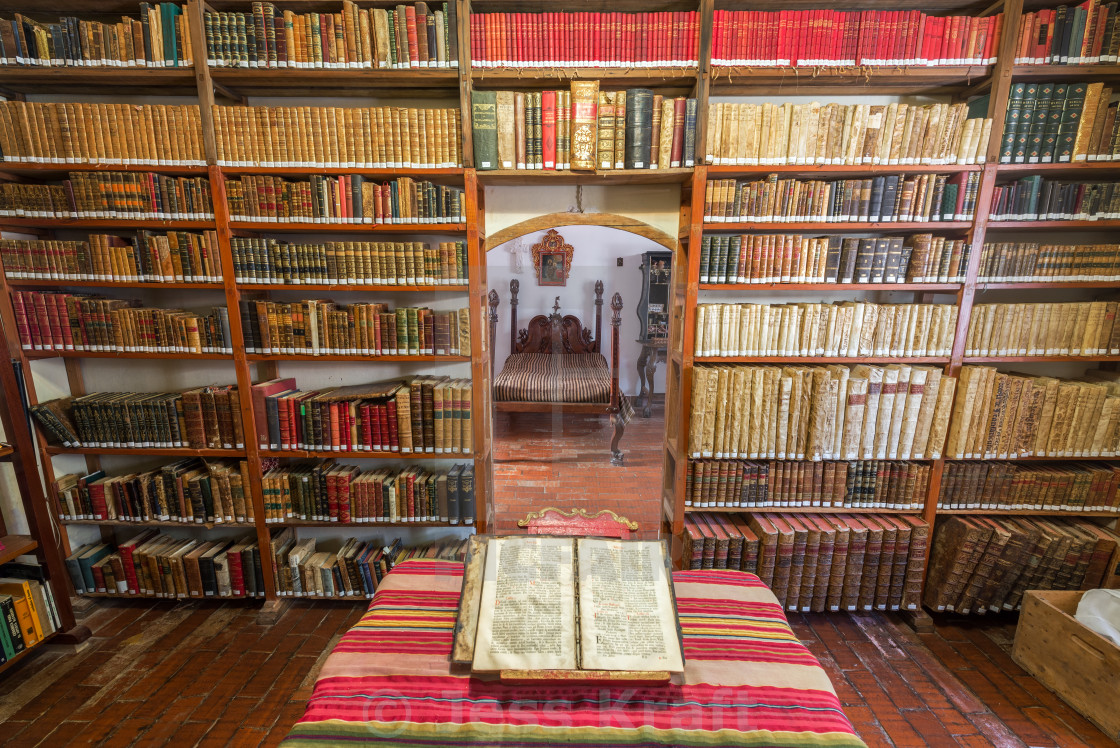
{"left": 553, "top": 297, "right": 561, "bottom": 315}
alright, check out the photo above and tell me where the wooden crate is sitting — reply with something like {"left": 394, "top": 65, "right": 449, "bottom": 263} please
{"left": 1012, "top": 590, "right": 1120, "bottom": 743}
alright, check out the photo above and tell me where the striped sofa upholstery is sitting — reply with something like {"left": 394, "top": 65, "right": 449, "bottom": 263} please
{"left": 493, "top": 352, "right": 612, "bottom": 404}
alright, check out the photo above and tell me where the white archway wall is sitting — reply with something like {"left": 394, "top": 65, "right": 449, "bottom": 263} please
{"left": 483, "top": 184, "right": 682, "bottom": 240}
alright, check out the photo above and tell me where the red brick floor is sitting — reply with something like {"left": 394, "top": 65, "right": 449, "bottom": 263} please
{"left": 491, "top": 403, "right": 667, "bottom": 535}
{"left": 0, "top": 598, "right": 1111, "bottom": 747}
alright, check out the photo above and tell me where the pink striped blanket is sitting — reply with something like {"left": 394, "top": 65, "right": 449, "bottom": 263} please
{"left": 283, "top": 559, "right": 865, "bottom": 747}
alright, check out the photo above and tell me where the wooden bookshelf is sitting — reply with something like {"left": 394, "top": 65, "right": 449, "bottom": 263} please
{"left": 6, "top": 280, "right": 226, "bottom": 290}
{"left": 22, "top": 350, "right": 233, "bottom": 361}
{"left": 704, "top": 221, "right": 974, "bottom": 232}
{"left": 235, "top": 283, "right": 469, "bottom": 292}
{"left": 936, "top": 508, "right": 1120, "bottom": 516}
{"left": 698, "top": 282, "right": 963, "bottom": 291}
{"left": 695, "top": 356, "right": 952, "bottom": 364}
{"left": 0, "top": 535, "right": 37, "bottom": 565}
{"left": 685, "top": 506, "right": 920, "bottom": 515}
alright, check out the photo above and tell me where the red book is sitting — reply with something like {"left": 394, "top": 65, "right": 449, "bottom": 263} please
{"left": 670, "top": 97, "right": 686, "bottom": 167}
{"left": 990, "top": 13, "right": 1004, "bottom": 63}
{"left": 541, "top": 90, "right": 557, "bottom": 169}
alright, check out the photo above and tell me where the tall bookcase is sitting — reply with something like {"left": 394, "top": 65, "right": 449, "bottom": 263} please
{"left": 1, "top": 0, "right": 1117, "bottom": 618}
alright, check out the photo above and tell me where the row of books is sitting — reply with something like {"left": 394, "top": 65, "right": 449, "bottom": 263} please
{"left": 55, "top": 460, "right": 254, "bottom": 524}
{"left": 1014, "top": 2, "right": 1120, "bottom": 65}
{"left": 693, "top": 302, "right": 958, "bottom": 359}
{"left": 230, "top": 238, "right": 467, "bottom": 286}
{"left": 224, "top": 175, "right": 464, "bottom": 224}
{"left": 710, "top": 10, "right": 1001, "bottom": 67}
{"left": 251, "top": 376, "right": 472, "bottom": 455}
{"left": 938, "top": 462, "right": 1120, "bottom": 512}
{"left": 977, "top": 241, "right": 1120, "bottom": 283}
{"left": 0, "top": 562, "right": 61, "bottom": 660}
{"left": 684, "top": 512, "right": 929, "bottom": 614}
{"left": 0, "top": 174, "right": 213, "bottom": 221}
{"left": 0, "top": 232, "right": 222, "bottom": 283}
{"left": 0, "top": 5, "right": 190, "bottom": 67}
{"left": 261, "top": 463, "right": 474, "bottom": 524}
{"left": 0, "top": 102, "right": 204, "bottom": 166}
{"left": 704, "top": 173, "right": 981, "bottom": 224}
{"left": 946, "top": 367, "right": 1120, "bottom": 459}
{"left": 213, "top": 106, "right": 462, "bottom": 169}
{"left": 989, "top": 177, "right": 1120, "bottom": 221}
{"left": 685, "top": 460, "right": 929, "bottom": 511}
{"left": 240, "top": 300, "right": 470, "bottom": 357}
{"left": 699, "top": 234, "right": 970, "bottom": 286}
{"left": 32, "top": 386, "right": 243, "bottom": 450}
{"left": 689, "top": 364, "right": 955, "bottom": 462}
{"left": 706, "top": 102, "right": 990, "bottom": 166}
{"left": 924, "top": 516, "right": 1120, "bottom": 614}
{"left": 1001, "top": 82, "right": 1118, "bottom": 164}
{"left": 471, "top": 86, "right": 697, "bottom": 171}
{"left": 469, "top": 12, "right": 699, "bottom": 68}
{"left": 12, "top": 291, "right": 233, "bottom": 354}
{"left": 66, "top": 532, "right": 264, "bottom": 598}
{"left": 966, "top": 302, "right": 1120, "bottom": 357}
{"left": 272, "top": 533, "right": 468, "bottom": 598}
{"left": 204, "top": 2, "right": 458, "bottom": 69}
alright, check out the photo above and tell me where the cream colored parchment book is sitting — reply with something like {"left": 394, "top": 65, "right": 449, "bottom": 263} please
{"left": 459, "top": 536, "right": 684, "bottom": 674}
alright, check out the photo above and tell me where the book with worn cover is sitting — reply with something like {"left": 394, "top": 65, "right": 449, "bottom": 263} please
{"left": 452, "top": 535, "right": 684, "bottom": 676}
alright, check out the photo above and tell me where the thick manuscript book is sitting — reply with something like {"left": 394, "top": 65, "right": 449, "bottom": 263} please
{"left": 569, "top": 81, "right": 600, "bottom": 171}
{"left": 452, "top": 535, "right": 684, "bottom": 678}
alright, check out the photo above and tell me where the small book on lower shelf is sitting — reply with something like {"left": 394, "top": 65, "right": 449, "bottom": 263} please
{"left": 452, "top": 535, "right": 685, "bottom": 679}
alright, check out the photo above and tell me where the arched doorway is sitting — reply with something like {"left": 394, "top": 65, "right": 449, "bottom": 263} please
{"left": 484, "top": 214, "right": 681, "bottom": 538}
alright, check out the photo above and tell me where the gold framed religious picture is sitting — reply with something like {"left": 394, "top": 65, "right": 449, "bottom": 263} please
{"left": 532, "top": 229, "right": 574, "bottom": 287}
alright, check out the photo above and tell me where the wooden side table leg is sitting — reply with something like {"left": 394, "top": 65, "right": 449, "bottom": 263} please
{"left": 643, "top": 350, "right": 660, "bottom": 418}
{"left": 636, "top": 344, "right": 651, "bottom": 417}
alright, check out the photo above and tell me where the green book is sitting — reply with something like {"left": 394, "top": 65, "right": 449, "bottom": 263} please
{"left": 470, "top": 90, "right": 499, "bottom": 170}
{"left": 699, "top": 235, "right": 712, "bottom": 283}
{"left": 1026, "top": 82, "right": 1053, "bottom": 163}
{"left": 1001, "top": 83, "right": 1026, "bottom": 163}
{"left": 1057, "top": 81, "right": 1088, "bottom": 162}
{"left": 1014, "top": 83, "right": 1039, "bottom": 163}
{"left": 1041, "top": 83, "right": 1068, "bottom": 163}
{"left": 715, "top": 236, "right": 728, "bottom": 284}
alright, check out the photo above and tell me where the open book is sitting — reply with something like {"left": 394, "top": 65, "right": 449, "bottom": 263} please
{"left": 453, "top": 536, "right": 684, "bottom": 674}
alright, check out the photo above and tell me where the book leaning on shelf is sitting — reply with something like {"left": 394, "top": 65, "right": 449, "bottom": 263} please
{"left": 945, "top": 366, "right": 1120, "bottom": 459}
{"left": 924, "top": 516, "right": 1120, "bottom": 615}
{"left": 471, "top": 85, "right": 697, "bottom": 170}
{"left": 0, "top": 232, "right": 223, "bottom": 283}
{"left": 1014, "top": 2, "right": 1120, "bottom": 65}
{"left": 990, "top": 177, "right": 1120, "bottom": 220}
{"left": 260, "top": 462, "right": 474, "bottom": 524}
{"left": 693, "top": 302, "right": 957, "bottom": 358}
{"left": 0, "top": 102, "right": 204, "bottom": 165}
{"left": 978, "top": 241, "right": 1120, "bottom": 283}
{"left": 699, "top": 234, "right": 970, "bottom": 285}
{"left": 213, "top": 106, "right": 462, "bottom": 168}
{"left": 686, "top": 459, "right": 930, "bottom": 511}
{"left": 999, "top": 81, "right": 1120, "bottom": 164}
{"left": 224, "top": 175, "right": 463, "bottom": 224}
{"left": 706, "top": 102, "right": 991, "bottom": 166}
{"left": 966, "top": 302, "right": 1120, "bottom": 357}
{"left": 0, "top": 173, "right": 213, "bottom": 220}
{"left": 240, "top": 300, "right": 469, "bottom": 357}
{"left": 705, "top": 173, "right": 982, "bottom": 223}
{"left": 938, "top": 462, "right": 1120, "bottom": 512}
{"left": 689, "top": 364, "right": 957, "bottom": 462}
{"left": 710, "top": 9, "right": 1001, "bottom": 67}
{"left": 30, "top": 385, "right": 244, "bottom": 450}
{"left": 55, "top": 459, "right": 254, "bottom": 524}
{"left": 65, "top": 532, "right": 264, "bottom": 598}
{"left": 0, "top": 4, "right": 191, "bottom": 67}
{"left": 684, "top": 512, "right": 930, "bottom": 615}
{"left": 470, "top": 11, "right": 700, "bottom": 68}
{"left": 230, "top": 238, "right": 466, "bottom": 286}
{"left": 0, "top": 571, "right": 60, "bottom": 657}
{"left": 205, "top": 1, "right": 458, "bottom": 69}
{"left": 12, "top": 290, "right": 233, "bottom": 355}
{"left": 251, "top": 376, "right": 471, "bottom": 455}
{"left": 274, "top": 534, "right": 470, "bottom": 599}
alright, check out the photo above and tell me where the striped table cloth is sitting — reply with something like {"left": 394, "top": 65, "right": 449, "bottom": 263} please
{"left": 493, "top": 352, "right": 613, "bottom": 403}
{"left": 282, "top": 559, "right": 866, "bottom": 748}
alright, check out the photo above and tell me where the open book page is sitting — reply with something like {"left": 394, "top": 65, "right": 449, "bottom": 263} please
{"left": 576, "top": 539, "right": 684, "bottom": 673}
{"left": 472, "top": 536, "right": 578, "bottom": 672}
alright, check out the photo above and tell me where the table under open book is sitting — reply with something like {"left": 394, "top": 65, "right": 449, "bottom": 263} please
{"left": 280, "top": 551, "right": 866, "bottom": 747}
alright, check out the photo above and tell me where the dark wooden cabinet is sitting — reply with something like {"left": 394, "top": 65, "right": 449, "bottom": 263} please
{"left": 635, "top": 251, "right": 672, "bottom": 417}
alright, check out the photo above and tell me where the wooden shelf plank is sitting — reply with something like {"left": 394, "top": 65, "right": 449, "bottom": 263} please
{"left": 78, "top": 591, "right": 263, "bottom": 601}
{"left": 1010, "top": 64, "right": 1120, "bottom": 82}
{"left": 227, "top": 221, "right": 466, "bottom": 233}
{"left": 699, "top": 282, "right": 962, "bottom": 291}
{"left": 986, "top": 220, "right": 1120, "bottom": 229}
{"left": 0, "top": 535, "right": 38, "bottom": 565}
{"left": 6, "top": 279, "right": 225, "bottom": 290}
{"left": 685, "top": 506, "right": 920, "bottom": 514}
{"left": 0, "top": 218, "right": 216, "bottom": 230}
{"left": 963, "top": 355, "right": 1120, "bottom": 363}
{"left": 59, "top": 519, "right": 254, "bottom": 529}
{"left": 936, "top": 508, "right": 1120, "bottom": 516}
{"left": 210, "top": 66, "right": 460, "bottom": 96}
{"left": 710, "top": 65, "right": 992, "bottom": 94}
{"left": 0, "top": 66, "right": 197, "bottom": 95}
{"left": 245, "top": 354, "right": 471, "bottom": 362}
{"left": 948, "top": 455, "right": 1120, "bottom": 461}
{"left": 705, "top": 221, "right": 972, "bottom": 231}
{"left": 995, "top": 162, "right": 1120, "bottom": 175}
{"left": 259, "top": 448, "right": 471, "bottom": 459}
{"left": 44, "top": 446, "right": 245, "bottom": 457}
{"left": 696, "top": 355, "right": 951, "bottom": 364}
{"left": 706, "top": 164, "right": 982, "bottom": 177}
{"left": 975, "top": 280, "right": 1120, "bottom": 289}
{"left": 0, "top": 162, "right": 207, "bottom": 176}
{"left": 218, "top": 166, "right": 464, "bottom": 178}
{"left": 22, "top": 350, "right": 233, "bottom": 361}
{"left": 271, "top": 520, "right": 473, "bottom": 527}
{"left": 236, "top": 283, "right": 469, "bottom": 292}
{"left": 476, "top": 168, "right": 693, "bottom": 185}
{"left": 470, "top": 67, "right": 698, "bottom": 89}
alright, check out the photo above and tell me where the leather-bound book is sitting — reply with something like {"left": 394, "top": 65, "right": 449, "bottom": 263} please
{"left": 746, "top": 513, "right": 778, "bottom": 587}
{"left": 839, "top": 515, "right": 868, "bottom": 612}
{"left": 569, "top": 80, "right": 599, "bottom": 171}
{"left": 470, "top": 90, "right": 498, "bottom": 170}
{"left": 624, "top": 88, "right": 654, "bottom": 169}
